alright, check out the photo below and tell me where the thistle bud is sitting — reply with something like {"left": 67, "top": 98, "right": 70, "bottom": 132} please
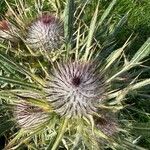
{"left": 26, "top": 13, "right": 63, "bottom": 51}
{"left": 14, "top": 101, "right": 49, "bottom": 130}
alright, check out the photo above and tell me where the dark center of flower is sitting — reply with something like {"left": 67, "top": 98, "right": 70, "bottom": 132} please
{"left": 41, "top": 15, "right": 55, "bottom": 24}
{"left": 72, "top": 76, "right": 81, "bottom": 87}
{"left": 26, "top": 105, "right": 42, "bottom": 113}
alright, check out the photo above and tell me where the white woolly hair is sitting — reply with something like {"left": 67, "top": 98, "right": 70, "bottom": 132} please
{"left": 14, "top": 100, "right": 49, "bottom": 130}
{"left": 26, "top": 14, "right": 63, "bottom": 51}
{"left": 45, "top": 61, "right": 106, "bottom": 118}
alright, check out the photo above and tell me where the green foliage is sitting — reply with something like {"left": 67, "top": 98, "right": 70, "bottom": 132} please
{"left": 0, "top": 0, "right": 149, "bottom": 149}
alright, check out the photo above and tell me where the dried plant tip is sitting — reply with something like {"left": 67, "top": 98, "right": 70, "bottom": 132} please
{"left": 45, "top": 61, "right": 106, "bottom": 117}
{"left": 26, "top": 14, "right": 64, "bottom": 51}
{"left": 0, "top": 20, "right": 19, "bottom": 42}
{"left": 14, "top": 100, "right": 49, "bottom": 130}
{"left": 0, "top": 20, "right": 9, "bottom": 30}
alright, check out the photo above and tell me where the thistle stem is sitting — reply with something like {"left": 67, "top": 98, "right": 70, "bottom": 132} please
{"left": 51, "top": 118, "right": 68, "bottom": 150}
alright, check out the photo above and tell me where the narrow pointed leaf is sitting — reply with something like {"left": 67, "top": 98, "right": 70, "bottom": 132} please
{"left": 97, "top": 0, "right": 116, "bottom": 27}
{"left": 0, "top": 53, "right": 45, "bottom": 86}
{"left": 131, "top": 38, "right": 150, "bottom": 63}
{"left": 84, "top": 2, "right": 99, "bottom": 60}
{"left": 64, "top": 0, "right": 74, "bottom": 46}
{"left": 0, "top": 76, "right": 40, "bottom": 89}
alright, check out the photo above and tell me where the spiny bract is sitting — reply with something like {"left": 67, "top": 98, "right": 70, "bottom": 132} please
{"left": 45, "top": 61, "right": 106, "bottom": 118}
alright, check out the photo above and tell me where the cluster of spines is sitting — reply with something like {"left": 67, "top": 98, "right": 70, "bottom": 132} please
{"left": 44, "top": 61, "right": 106, "bottom": 118}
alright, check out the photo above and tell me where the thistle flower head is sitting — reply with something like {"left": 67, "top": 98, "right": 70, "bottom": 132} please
{"left": 0, "top": 20, "right": 19, "bottom": 42}
{"left": 14, "top": 100, "right": 49, "bottom": 130}
{"left": 26, "top": 13, "right": 64, "bottom": 51}
{"left": 45, "top": 61, "right": 106, "bottom": 117}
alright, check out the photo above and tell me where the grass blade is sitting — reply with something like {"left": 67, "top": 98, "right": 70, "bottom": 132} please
{"left": 48, "top": 118, "right": 68, "bottom": 150}
{"left": 64, "top": 0, "right": 75, "bottom": 52}
{"left": 0, "top": 53, "right": 45, "bottom": 86}
{"left": 84, "top": 2, "right": 99, "bottom": 60}
{"left": 104, "top": 36, "right": 131, "bottom": 70}
{"left": 0, "top": 76, "right": 40, "bottom": 89}
{"left": 131, "top": 38, "right": 150, "bottom": 63}
{"left": 97, "top": 0, "right": 116, "bottom": 28}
